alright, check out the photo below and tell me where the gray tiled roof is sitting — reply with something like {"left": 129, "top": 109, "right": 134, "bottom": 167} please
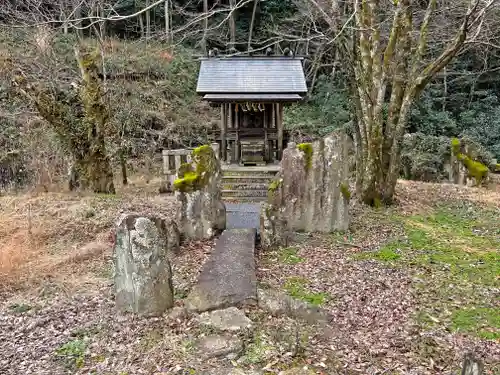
{"left": 196, "top": 57, "right": 307, "bottom": 94}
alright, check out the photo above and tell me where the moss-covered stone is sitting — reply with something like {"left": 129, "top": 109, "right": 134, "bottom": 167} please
{"left": 174, "top": 161, "right": 199, "bottom": 193}
{"left": 192, "top": 145, "right": 216, "bottom": 186}
{"left": 267, "top": 178, "right": 282, "bottom": 202}
{"left": 460, "top": 154, "right": 489, "bottom": 185}
{"left": 268, "top": 179, "right": 282, "bottom": 192}
{"left": 451, "top": 137, "right": 461, "bottom": 156}
{"left": 173, "top": 145, "right": 218, "bottom": 193}
{"left": 177, "top": 162, "right": 193, "bottom": 176}
{"left": 451, "top": 139, "right": 489, "bottom": 185}
{"left": 340, "top": 183, "right": 351, "bottom": 201}
{"left": 297, "top": 143, "right": 313, "bottom": 171}
{"left": 174, "top": 171, "right": 200, "bottom": 192}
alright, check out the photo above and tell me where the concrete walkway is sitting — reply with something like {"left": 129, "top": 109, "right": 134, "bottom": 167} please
{"left": 185, "top": 228, "right": 257, "bottom": 312}
{"left": 225, "top": 202, "right": 261, "bottom": 232}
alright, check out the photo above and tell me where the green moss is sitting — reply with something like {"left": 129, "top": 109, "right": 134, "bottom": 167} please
{"left": 451, "top": 137, "right": 461, "bottom": 156}
{"left": 192, "top": 144, "right": 212, "bottom": 158}
{"left": 460, "top": 154, "right": 489, "bottom": 185}
{"left": 177, "top": 162, "right": 193, "bottom": 176}
{"left": 451, "top": 138, "right": 489, "bottom": 185}
{"left": 297, "top": 143, "right": 313, "bottom": 171}
{"left": 284, "top": 277, "right": 330, "bottom": 306}
{"left": 55, "top": 339, "right": 86, "bottom": 370}
{"left": 239, "top": 331, "right": 274, "bottom": 365}
{"left": 173, "top": 171, "right": 199, "bottom": 193}
{"left": 173, "top": 145, "right": 216, "bottom": 193}
{"left": 451, "top": 308, "right": 499, "bottom": 340}
{"left": 352, "top": 203, "right": 499, "bottom": 340}
{"left": 279, "top": 247, "right": 304, "bottom": 264}
{"left": 268, "top": 179, "right": 282, "bottom": 192}
{"left": 340, "top": 183, "right": 351, "bottom": 200}
{"left": 8, "top": 303, "right": 32, "bottom": 313}
{"left": 354, "top": 242, "right": 402, "bottom": 262}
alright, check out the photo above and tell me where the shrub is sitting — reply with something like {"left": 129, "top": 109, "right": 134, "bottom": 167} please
{"left": 401, "top": 133, "right": 451, "bottom": 182}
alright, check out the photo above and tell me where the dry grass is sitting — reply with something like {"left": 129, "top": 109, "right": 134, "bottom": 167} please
{"left": 0, "top": 175, "right": 178, "bottom": 294}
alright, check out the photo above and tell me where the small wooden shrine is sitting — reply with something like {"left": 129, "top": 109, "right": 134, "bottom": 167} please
{"left": 196, "top": 50, "right": 307, "bottom": 165}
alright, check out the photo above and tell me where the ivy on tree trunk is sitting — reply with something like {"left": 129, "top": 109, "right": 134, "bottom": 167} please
{"left": 15, "top": 45, "right": 115, "bottom": 194}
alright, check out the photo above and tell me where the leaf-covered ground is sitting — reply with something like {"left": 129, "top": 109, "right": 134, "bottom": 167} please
{"left": 259, "top": 181, "right": 500, "bottom": 374}
{"left": 0, "top": 179, "right": 499, "bottom": 374}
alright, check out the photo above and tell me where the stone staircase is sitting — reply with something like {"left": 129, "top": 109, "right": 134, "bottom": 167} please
{"left": 221, "top": 165, "right": 279, "bottom": 202}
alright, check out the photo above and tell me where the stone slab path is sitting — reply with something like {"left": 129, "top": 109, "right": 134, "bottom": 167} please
{"left": 185, "top": 228, "right": 257, "bottom": 312}
{"left": 225, "top": 202, "right": 261, "bottom": 232}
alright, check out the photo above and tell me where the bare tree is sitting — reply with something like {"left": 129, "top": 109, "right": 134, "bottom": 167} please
{"left": 304, "top": 0, "right": 498, "bottom": 205}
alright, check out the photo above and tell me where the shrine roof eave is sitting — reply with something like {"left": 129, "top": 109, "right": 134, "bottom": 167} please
{"left": 201, "top": 93, "right": 304, "bottom": 102}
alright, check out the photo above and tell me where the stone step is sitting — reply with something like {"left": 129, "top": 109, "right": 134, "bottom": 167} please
{"left": 222, "top": 167, "right": 279, "bottom": 178}
{"left": 222, "top": 182, "right": 269, "bottom": 190}
{"left": 222, "top": 196, "right": 268, "bottom": 203}
{"left": 223, "top": 172, "right": 277, "bottom": 178}
{"left": 185, "top": 229, "right": 257, "bottom": 312}
{"left": 222, "top": 175, "right": 275, "bottom": 184}
{"left": 222, "top": 189, "right": 268, "bottom": 198}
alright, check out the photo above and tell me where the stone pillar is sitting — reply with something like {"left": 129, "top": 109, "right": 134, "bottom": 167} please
{"left": 174, "top": 145, "right": 226, "bottom": 239}
{"left": 211, "top": 143, "right": 220, "bottom": 160}
{"left": 113, "top": 214, "right": 180, "bottom": 316}
{"left": 260, "top": 131, "right": 353, "bottom": 249}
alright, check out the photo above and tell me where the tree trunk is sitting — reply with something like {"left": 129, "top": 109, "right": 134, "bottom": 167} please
{"left": 60, "top": 9, "right": 68, "bottom": 34}
{"left": 75, "top": 47, "right": 115, "bottom": 194}
{"left": 145, "top": 0, "right": 151, "bottom": 39}
{"left": 120, "top": 150, "right": 128, "bottom": 185}
{"left": 138, "top": 7, "right": 145, "bottom": 38}
{"left": 348, "top": 0, "right": 483, "bottom": 206}
{"left": 247, "top": 0, "right": 259, "bottom": 50}
{"left": 73, "top": 0, "right": 83, "bottom": 38}
{"left": 99, "top": 2, "right": 106, "bottom": 39}
{"left": 14, "top": 47, "right": 115, "bottom": 194}
{"left": 71, "top": 148, "right": 115, "bottom": 194}
{"left": 165, "top": 0, "right": 172, "bottom": 43}
{"left": 201, "top": 0, "right": 208, "bottom": 54}
{"left": 229, "top": 0, "right": 236, "bottom": 49}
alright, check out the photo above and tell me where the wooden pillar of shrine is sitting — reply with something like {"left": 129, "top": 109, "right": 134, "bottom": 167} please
{"left": 276, "top": 103, "right": 284, "bottom": 160}
{"left": 263, "top": 104, "right": 269, "bottom": 161}
{"left": 234, "top": 103, "right": 240, "bottom": 163}
{"left": 228, "top": 103, "right": 234, "bottom": 163}
{"left": 220, "top": 103, "right": 227, "bottom": 162}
